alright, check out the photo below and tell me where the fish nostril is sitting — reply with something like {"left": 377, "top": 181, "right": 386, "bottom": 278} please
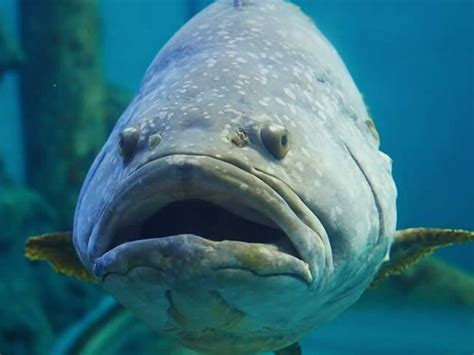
{"left": 260, "top": 123, "right": 290, "bottom": 159}
{"left": 148, "top": 133, "right": 162, "bottom": 149}
{"left": 118, "top": 127, "right": 140, "bottom": 160}
{"left": 228, "top": 128, "right": 248, "bottom": 147}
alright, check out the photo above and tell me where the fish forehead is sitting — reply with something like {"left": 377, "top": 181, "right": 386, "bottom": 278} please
{"left": 103, "top": 0, "right": 384, "bottom": 200}
{"left": 120, "top": 0, "right": 372, "bottom": 147}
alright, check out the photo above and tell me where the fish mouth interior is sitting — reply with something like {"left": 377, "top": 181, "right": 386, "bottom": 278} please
{"left": 110, "top": 199, "right": 300, "bottom": 259}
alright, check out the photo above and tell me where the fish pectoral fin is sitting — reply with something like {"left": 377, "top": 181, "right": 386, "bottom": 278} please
{"left": 371, "top": 228, "right": 474, "bottom": 287}
{"left": 275, "top": 342, "right": 302, "bottom": 355}
{"left": 25, "top": 231, "right": 96, "bottom": 283}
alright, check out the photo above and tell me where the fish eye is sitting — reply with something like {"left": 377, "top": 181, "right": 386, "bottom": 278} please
{"left": 118, "top": 127, "right": 140, "bottom": 159}
{"left": 260, "top": 123, "right": 290, "bottom": 159}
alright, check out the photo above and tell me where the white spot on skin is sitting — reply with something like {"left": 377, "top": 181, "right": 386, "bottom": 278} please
{"left": 301, "top": 147, "right": 310, "bottom": 158}
{"left": 296, "top": 162, "right": 304, "bottom": 172}
{"left": 158, "top": 112, "right": 167, "bottom": 120}
{"left": 284, "top": 88, "right": 296, "bottom": 100}
{"left": 319, "top": 110, "right": 328, "bottom": 121}
{"left": 275, "top": 97, "right": 286, "bottom": 106}
{"left": 330, "top": 207, "right": 344, "bottom": 223}
{"left": 239, "top": 183, "right": 249, "bottom": 191}
{"left": 287, "top": 103, "right": 297, "bottom": 114}
{"left": 303, "top": 90, "right": 314, "bottom": 103}
{"left": 206, "top": 58, "right": 217, "bottom": 68}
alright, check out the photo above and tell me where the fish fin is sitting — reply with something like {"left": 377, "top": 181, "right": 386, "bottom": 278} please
{"left": 371, "top": 228, "right": 474, "bottom": 287}
{"left": 25, "top": 231, "right": 96, "bottom": 282}
{"left": 275, "top": 342, "right": 302, "bottom": 355}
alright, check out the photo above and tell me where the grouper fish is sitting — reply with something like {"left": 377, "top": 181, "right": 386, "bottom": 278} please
{"left": 25, "top": 1, "right": 474, "bottom": 354}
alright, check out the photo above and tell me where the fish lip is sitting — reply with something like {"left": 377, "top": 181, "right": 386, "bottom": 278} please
{"left": 93, "top": 235, "right": 313, "bottom": 284}
{"left": 87, "top": 154, "right": 332, "bottom": 285}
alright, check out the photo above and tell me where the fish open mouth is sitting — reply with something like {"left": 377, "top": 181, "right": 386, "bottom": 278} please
{"left": 89, "top": 155, "right": 331, "bottom": 285}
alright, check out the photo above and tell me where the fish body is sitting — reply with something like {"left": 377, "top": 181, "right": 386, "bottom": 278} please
{"left": 16, "top": 0, "right": 406, "bottom": 353}
{"left": 70, "top": 0, "right": 397, "bottom": 353}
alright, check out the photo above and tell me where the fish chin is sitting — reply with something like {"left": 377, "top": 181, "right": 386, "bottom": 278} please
{"left": 99, "top": 247, "right": 315, "bottom": 354}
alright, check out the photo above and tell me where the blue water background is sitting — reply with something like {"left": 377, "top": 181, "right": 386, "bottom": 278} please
{"left": 0, "top": 1, "right": 472, "bottom": 353}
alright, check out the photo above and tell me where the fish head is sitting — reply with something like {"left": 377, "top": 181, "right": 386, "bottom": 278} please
{"left": 72, "top": 1, "right": 397, "bottom": 353}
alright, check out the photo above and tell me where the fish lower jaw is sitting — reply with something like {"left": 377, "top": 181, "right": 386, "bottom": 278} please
{"left": 93, "top": 234, "right": 312, "bottom": 284}
{"left": 100, "top": 259, "right": 315, "bottom": 355}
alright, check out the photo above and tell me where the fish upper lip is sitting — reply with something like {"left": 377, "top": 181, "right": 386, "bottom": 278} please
{"left": 87, "top": 153, "right": 332, "bottom": 285}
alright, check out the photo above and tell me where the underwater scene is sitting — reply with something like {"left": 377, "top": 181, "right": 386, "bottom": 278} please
{"left": 0, "top": 0, "right": 473, "bottom": 354}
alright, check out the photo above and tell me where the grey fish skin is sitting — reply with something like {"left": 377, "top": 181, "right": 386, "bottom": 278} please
{"left": 73, "top": 0, "right": 396, "bottom": 353}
